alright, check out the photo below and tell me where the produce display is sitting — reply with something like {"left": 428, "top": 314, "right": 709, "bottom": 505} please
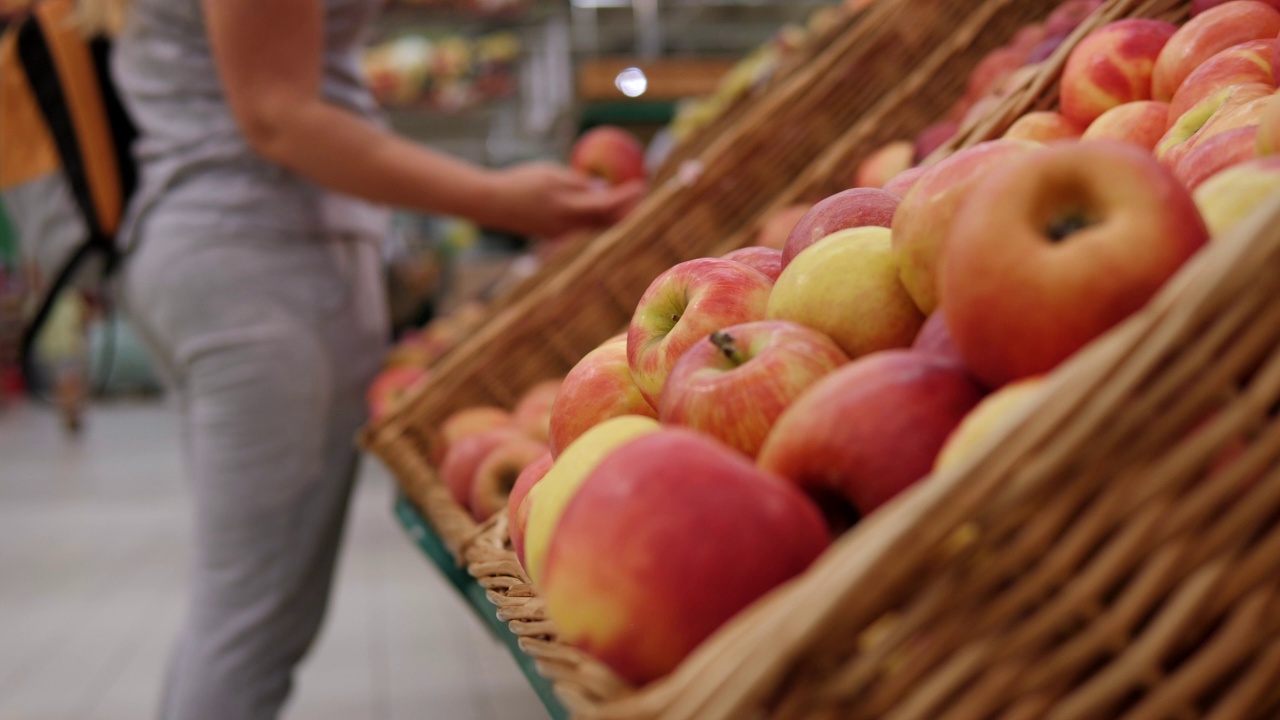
{"left": 362, "top": 30, "right": 521, "bottom": 111}
{"left": 371, "top": 0, "right": 1280, "bottom": 709}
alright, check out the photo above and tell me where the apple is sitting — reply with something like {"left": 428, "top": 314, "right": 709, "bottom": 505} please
{"left": 757, "top": 350, "right": 985, "bottom": 523}
{"left": 752, "top": 204, "right": 812, "bottom": 250}
{"left": 508, "top": 451, "right": 552, "bottom": 568}
{"left": 1174, "top": 124, "right": 1260, "bottom": 189}
{"left": 570, "top": 125, "right": 647, "bottom": 185}
{"left": 854, "top": 140, "right": 915, "bottom": 188}
{"left": 882, "top": 166, "right": 928, "bottom": 198}
{"left": 891, "top": 139, "right": 1042, "bottom": 315}
{"left": 522, "top": 415, "right": 661, "bottom": 583}
{"left": 513, "top": 379, "right": 562, "bottom": 443}
{"left": 1192, "top": 156, "right": 1280, "bottom": 237}
{"left": 365, "top": 366, "right": 430, "bottom": 422}
{"left": 933, "top": 377, "right": 1046, "bottom": 473}
{"left": 942, "top": 141, "right": 1210, "bottom": 388}
{"left": 548, "top": 338, "right": 657, "bottom": 458}
{"left": 911, "top": 312, "right": 967, "bottom": 368}
{"left": 1080, "top": 100, "right": 1172, "bottom": 151}
{"left": 720, "top": 246, "right": 783, "bottom": 282}
{"left": 1045, "top": 0, "right": 1105, "bottom": 36}
{"left": 1058, "top": 18, "right": 1178, "bottom": 127}
{"left": 1257, "top": 94, "right": 1280, "bottom": 154}
{"left": 658, "top": 320, "right": 849, "bottom": 458}
{"left": 781, "top": 188, "right": 899, "bottom": 269}
{"left": 1025, "top": 31, "right": 1073, "bottom": 64}
{"left": 541, "top": 428, "right": 830, "bottom": 684}
{"left": 1009, "top": 23, "right": 1050, "bottom": 60}
{"left": 432, "top": 405, "right": 514, "bottom": 465}
{"left": 440, "top": 426, "right": 523, "bottom": 510}
{"left": 1003, "top": 111, "right": 1084, "bottom": 142}
{"left": 1153, "top": 1, "right": 1280, "bottom": 102}
{"left": 628, "top": 259, "right": 774, "bottom": 405}
{"left": 1168, "top": 39, "right": 1276, "bottom": 121}
{"left": 967, "top": 47, "right": 1024, "bottom": 104}
{"left": 471, "top": 435, "right": 549, "bottom": 522}
{"left": 769, "top": 226, "right": 924, "bottom": 359}
{"left": 1157, "top": 82, "right": 1272, "bottom": 169}
{"left": 915, "top": 120, "right": 960, "bottom": 162}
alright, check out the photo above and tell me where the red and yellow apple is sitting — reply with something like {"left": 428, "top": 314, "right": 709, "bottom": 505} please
{"left": 365, "top": 366, "right": 430, "bottom": 422}
{"left": 1168, "top": 39, "right": 1276, "bottom": 121}
{"left": 1003, "top": 111, "right": 1084, "bottom": 142}
{"left": 1192, "top": 155, "right": 1280, "bottom": 237}
{"left": 548, "top": 338, "right": 657, "bottom": 458}
{"left": 934, "top": 377, "right": 1046, "bottom": 473}
{"left": 1080, "top": 100, "right": 1171, "bottom": 151}
{"left": 781, "top": 188, "right": 899, "bottom": 269}
{"left": 1153, "top": 1, "right": 1280, "bottom": 102}
{"left": 440, "top": 426, "right": 523, "bottom": 510}
{"left": 854, "top": 140, "right": 916, "bottom": 188}
{"left": 513, "top": 379, "right": 562, "bottom": 443}
{"left": 471, "top": 435, "right": 549, "bottom": 522}
{"left": 720, "top": 246, "right": 783, "bottom": 282}
{"left": 570, "top": 125, "right": 647, "bottom": 185}
{"left": 508, "top": 451, "right": 553, "bottom": 568}
{"left": 1173, "top": 124, "right": 1260, "bottom": 189}
{"left": 942, "top": 141, "right": 1210, "bottom": 388}
{"left": 1157, "top": 82, "right": 1271, "bottom": 169}
{"left": 541, "top": 428, "right": 830, "bottom": 684}
{"left": 628, "top": 259, "right": 774, "bottom": 405}
{"left": 1058, "top": 18, "right": 1178, "bottom": 127}
{"left": 1193, "top": 0, "right": 1280, "bottom": 13}
{"left": 658, "top": 320, "right": 849, "bottom": 458}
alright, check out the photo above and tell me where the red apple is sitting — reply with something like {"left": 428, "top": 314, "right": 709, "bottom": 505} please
{"left": 365, "top": 366, "right": 430, "bottom": 423}
{"left": 432, "top": 405, "right": 514, "bottom": 465}
{"left": 508, "top": 451, "right": 552, "bottom": 568}
{"left": 470, "top": 435, "right": 548, "bottom": 522}
{"left": 942, "top": 141, "right": 1209, "bottom": 388}
{"left": 915, "top": 120, "right": 961, "bottom": 161}
{"left": 967, "top": 47, "right": 1024, "bottom": 103}
{"left": 882, "top": 166, "right": 928, "bottom": 198}
{"left": 513, "top": 379, "right": 562, "bottom": 443}
{"left": 781, "top": 188, "right": 899, "bottom": 269}
{"left": 542, "top": 429, "right": 830, "bottom": 685}
{"left": 1192, "top": 155, "right": 1280, "bottom": 237}
{"left": 752, "top": 204, "right": 812, "bottom": 250}
{"left": 854, "top": 140, "right": 915, "bottom": 188}
{"left": 440, "top": 426, "right": 523, "bottom": 510}
{"left": 911, "top": 312, "right": 967, "bottom": 368}
{"left": 757, "top": 350, "right": 985, "bottom": 523}
{"left": 1174, "top": 124, "right": 1260, "bottom": 189}
{"left": 720, "top": 246, "right": 783, "bottom": 282}
{"left": 1059, "top": 19, "right": 1178, "bottom": 127}
{"left": 658, "top": 320, "right": 849, "bottom": 458}
{"left": 1003, "top": 111, "right": 1084, "bottom": 142}
{"left": 628, "top": 258, "right": 774, "bottom": 405}
{"left": 1153, "top": 1, "right": 1280, "bottom": 102}
{"left": 1080, "top": 100, "right": 1172, "bottom": 151}
{"left": 1168, "top": 40, "right": 1276, "bottom": 121}
{"left": 548, "top": 339, "right": 657, "bottom": 458}
{"left": 891, "top": 139, "right": 1042, "bottom": 315}
{"left": 569, "top": 126, "right": 647, "bottom": 185}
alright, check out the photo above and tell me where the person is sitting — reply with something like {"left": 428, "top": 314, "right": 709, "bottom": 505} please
{"left": 74, "top": 0, "right": 645, "bottom": 718}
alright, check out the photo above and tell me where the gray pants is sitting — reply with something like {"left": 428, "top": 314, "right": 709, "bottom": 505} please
{"left": 121, "top": 212, "right": 388, "bottom": 720}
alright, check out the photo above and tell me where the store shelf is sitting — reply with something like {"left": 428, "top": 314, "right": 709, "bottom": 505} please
{"left": 393, "top": 496, "right": 568, "bottom": 720}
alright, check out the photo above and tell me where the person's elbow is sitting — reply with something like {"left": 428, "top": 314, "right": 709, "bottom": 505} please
{"left": 232, "top": 92, "right": 308, "bottom": 166}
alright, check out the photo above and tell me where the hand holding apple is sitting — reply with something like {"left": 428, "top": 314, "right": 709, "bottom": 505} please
{"left": 570, "top": 126, "right": 647, "bottom": 185}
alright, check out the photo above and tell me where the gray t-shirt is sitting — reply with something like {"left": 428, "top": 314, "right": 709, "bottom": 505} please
{"left": 113, "top": 0, "right": 391, "bottom": 247}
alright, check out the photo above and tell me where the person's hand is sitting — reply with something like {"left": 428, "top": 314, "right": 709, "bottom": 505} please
{"left": 483, "top": 162, "right": 647, "bottom": 239}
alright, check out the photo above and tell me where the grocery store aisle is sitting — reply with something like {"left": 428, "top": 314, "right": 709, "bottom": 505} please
{"left": 0, "top": 399, "right": 549, "bottom": 720}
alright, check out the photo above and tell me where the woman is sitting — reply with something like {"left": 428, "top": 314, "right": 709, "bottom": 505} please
{"left": 78, "top": 0, "right": 644, "bottom": 718}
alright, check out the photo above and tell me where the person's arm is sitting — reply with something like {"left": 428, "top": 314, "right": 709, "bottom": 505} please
{"left": 203, "top": 0, "right": 643, "bottom": 238}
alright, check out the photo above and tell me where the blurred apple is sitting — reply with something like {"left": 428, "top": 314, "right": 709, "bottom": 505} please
{"left": 1003, "top": 111, "right": 1083, "bottom": 142}
{"left": 366, "top": 366, "right": 430, "bottom": 423}
{"left": 1168, "top": 39, "right": 1276, "bottom": 121}
{"left": 720, "top": 246, "right": 783, "bottom": 281}
{"left": 1044, "top": 0, "right": 1105, "bottom": 36}
{"left": 1153, "top": 1, "right": 1280, "bottom": 101}
{"left": 548, "top": 338, "right": 657, "bottom": 458}
{"left": 915, "top": 120, "right": 961, "bottom": 161}
{"left": 1192, "top": 156, "right": 1280, "bottom": 237}
{"left": 911, "top": 312, "right": 967, "bottom": 368}
{"left": 1257, "top": 94, "right": 1280, "bottom": 153}
{"left": 934, "top": 377, "right": 1045, "bottom": 473}
{"left": 1059, "top": 18, "right": 1178, "bottom": 127}
{"left": 440, "top": 427, "right": 523, "bottom": 510}
{"left": 752, "top": 204, "right": 812, "bottom": 250}
{"left": 508, "top": 451, "right": 552, "bottom": 568}
{"left": 1174, "top": 124, "right": 1260, "bottom": 189}
{"left": 781, "top": 187, "right": 899, "bottom": 269}
{"left": 659, "top": 320, "right": 849, "bottom": 458}
{"left": 570, "top": 126, "right": 646, "bottom": 186}
{"left": 882, "top": 166, "right": 928, "bottom": 197}
{"left": 942, "top": 141, "right": 1209, "bottom": 388}
{"left": 1157, "top": 82, "right": 1272, "bottom": 169}
{"left": 471, "top": 435, "right": 548, "bottom": 522}
{"left": 432, "top": 405, "right": 513, "bottom": 465}
{"left": 967, "top": 47, "right": 1023, "bottom": 103}
{"left": 513, "top": 379, "right": 562, "bottom": 443}
{"left": 628, "top": 259, "right": 773, "bottom": 405}
{"left": 542, "top": 428, "right": 829, "bottom": 685}
{"left": 855, "top": 141, "right": 915, "bottom": 188}
{"left": 1194, "top": 0, "right": 1280, "bottom": 12}
{"left": 770, "top": 226, "right": 924, "bottom": 359}
{"left": 1081, "top": 100, "right": 1171, "bottom": 151}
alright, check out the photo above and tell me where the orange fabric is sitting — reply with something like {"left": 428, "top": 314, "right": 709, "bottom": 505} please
{"left": 0, "top": 26, "right": 60, "bottom": 189}
{"left": 36, "top": 0, "right": 123, "bottom": 235}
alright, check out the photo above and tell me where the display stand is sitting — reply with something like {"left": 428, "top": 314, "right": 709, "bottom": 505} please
{"left": 393, "top": 496, "right": 569, "bottom": 720}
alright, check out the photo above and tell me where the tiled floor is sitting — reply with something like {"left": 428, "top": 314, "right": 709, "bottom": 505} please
{"left": 0, "top": 398, "right": 550, "bottom": 720}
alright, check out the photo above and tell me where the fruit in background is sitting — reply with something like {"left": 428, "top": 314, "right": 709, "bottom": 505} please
{"left": 942, "top": 141, "right": 1210, "bottom": 388}
{"left": 1009, "top": 23, "right": 1050, "bottom": 60}
{"left": 508, "top": 452, "right": 553, "bottom": 567}
{"left": 1157, "top": 82, "right": 1272, "bottom": 168}
{"left": 1025, "top": 31, "right": 1073, "bottom": 64}
{"left": 1081, "top": 100, "right": 1171, "bottom": 151}
{"left": 966, "top": 47, "right": 1024, "bottom": 103}
{"left": 757, "top": 350, "right": 984, "bottom": 524}
{"left": 915, "top": 120, "right": 961, "bottom": 162}
{"left": 1258, "top": 94, "right": 1280, "bottom": 153}
{"left": 1194, "top": 0, "right": 1280, "bottom": 12}
{"left": 1003, "top": 111, "right": 1084, "bottom": 142}
{"left": 440, "top": 427, "right": 523, "bottom": 510}
{"left": 1153, "top": 1, "right": 1280, "bottom": 102}
{"left": 892, "top": 139, "right": 1041, "bottom": 315}
{"left": 523, "top": 415, "right": 661, "bottom": 583}
{"left": 569, "top": 126, "right": 647, "bottom": 186}
{"left": 1192, "top": 156, "right": 1280, "bottom": 237}
{"left": 752, "top": 204, "right": 812, "bottom": 250}
{"left": 432, "top": 405, "right": 514, "bottom": 465}
{"left": 720, "top": 246, "right": 784, "bottom": 282}
{"left": 628, "top": 259, "right": 774, "bottom": 405}
{"left": 883, "top": 166, "right": 928, "bottom": 197}
{"left": 659, "top": 321, "right": 849, "bottom": 458}
{"left": 1168, "top": 40, "right": 1276, "bottom": 121}
{"left": 1174, "top": 124, "right": 1260, "bottom": 189}
{"left": 1044, "top": 0, "right": 1105, "bottom": 36}
{"left": 513, "top": 379, "right": 562, "bottom": 443}
{"left": 934, "top": 377, "right": 1045, "bottom": 473}
{"left": 781, "top": 188, "right": 899, "bottom": 269}
{"left": 912, "top": 312, "right": 967, "bottom": 368}
{"left": 471, "top": 435, "right": 548, "bottom": 522}
{"left": 854, "top": 141, "right": 916, "bottom": 188}
{"left": 1058, "top": 18, "right": 1178, "bottom": 127}
{"left": 365, "top": 366, "right": 430, "bottom": 422}
{"left": 549, "top": 339, "right": 657, "bottom": 458}
{"left": 541, "top": 429, "right": 830, "bottom": 685}
{"left": 769, "top": 227, "right": 924, "bottom": 359}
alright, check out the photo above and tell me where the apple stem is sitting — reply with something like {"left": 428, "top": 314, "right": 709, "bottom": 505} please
{"left": 710, "top": 331, "right": 744, "bottom": 365}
